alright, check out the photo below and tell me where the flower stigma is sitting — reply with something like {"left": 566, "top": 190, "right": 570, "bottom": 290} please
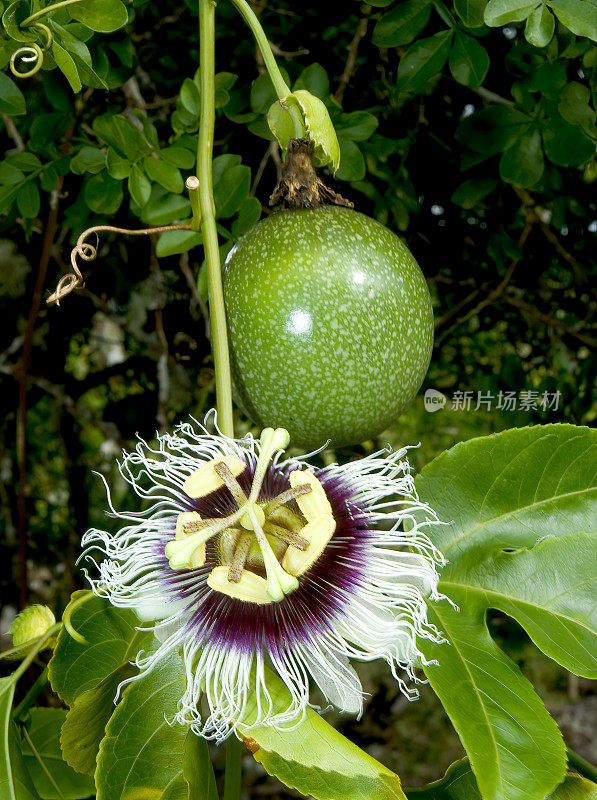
{"left": 166, "top": 427, "right": 324, "bottom": 603}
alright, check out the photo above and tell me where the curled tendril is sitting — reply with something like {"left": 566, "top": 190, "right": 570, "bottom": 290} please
{"left": 31, "top": 22, "right": 53, "bottom": 48}
{"left": 47, "top": 223, "right": 194, "bottom": 306}
{"left": 9, "top": 24, "right": 53, "bottom": 79}
{"left": 62, "top": 591, "right": 93, "bottom": 645}
{"left": 10, "top": 42, "right": 44, "bottom": 78}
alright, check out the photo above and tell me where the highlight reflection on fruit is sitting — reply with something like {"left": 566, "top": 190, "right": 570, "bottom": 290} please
{"left": 223, "top": 205, "right": 434, "bottom": 449}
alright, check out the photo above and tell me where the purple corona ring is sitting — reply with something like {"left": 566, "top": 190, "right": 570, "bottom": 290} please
{"left": 82, "top": 414, "right": 446, "bottom": 741}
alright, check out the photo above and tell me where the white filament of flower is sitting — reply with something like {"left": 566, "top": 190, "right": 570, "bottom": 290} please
{"left": 165, "top": 427, "right": 335, "bottom": 602}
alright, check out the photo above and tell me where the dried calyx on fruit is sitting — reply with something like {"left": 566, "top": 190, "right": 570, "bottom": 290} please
{"left": 269, "top": 139, "right": 353, "bottom": 210}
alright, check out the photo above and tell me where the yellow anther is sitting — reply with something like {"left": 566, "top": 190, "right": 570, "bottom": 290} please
{"left": 175, "top": 510, "right": 202, "bottom": 539}
{"left": 182, "top": 456, "right": 246, "bottom": 498}
{"left": 240, "top": 504, "right": 265, "bottom": 530}
{"left": 207, "top": 566, "right": 272, "bottom": 604}
{"left": 289, "top": 471, "right": 332, "bottom": 522}
{"left": 174, "top": 512, "right": 207, "bottom": 569}
{"left": 282, "top": 514, "right": 336, "bottom": 576}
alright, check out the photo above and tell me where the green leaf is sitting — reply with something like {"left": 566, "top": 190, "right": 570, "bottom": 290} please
{"left": 542, "top": 117, "right": 595, "bottom": 166}
{"left": 92, "top": 114, "right": 150, "bottom": 161}
{"left": 294, "top": 63, "right": 330, "bottom": 99}
{"left": 52, "top": 42, "right": 81, "bottom": 93}
{"left": 156, "top": 228, "right": 202, "bottom": 258}
{"left": 70, "top": 147, "right": 106, "bottom": 175}
{"left": 451, "top": 177, "right": 498, "bottom": 208}
{"left": 144, "top": 157, "right": 184, "bottom": 194}
{"left": 180, "top": 77, "right": 201, "bottom": 117}
{"left": 335, "top": 138, "right": 366, "bottom": 182}
{"left": 558, "top": 82, "right": 597, "bottom": 135}
{"left": 68, "top": 0, "right": 128, "bottom": 33}
{"left": 128, "top": 164, "right": 151, "bottom": 208}
{"left": 289, "top": 90, "right": 341, "bottom": 171}
{"left": 499, "top": 127, "right": 544, "bottom": 186}
{"left": 0, "top": 675, "right": 38, "bottom": 800}
{"left": 214, "top": 71, "right": 237, "bottom": 107}
{"left": 421, "top": 598, "right": 566, "bottom": 800}
{"left": 525, "top": 4, "right": 555, "bottom": 45}
{"left": 415, "top": 424, "right": 597, "bottom": 800}
{"left": 2, "top": 2, "right": 37, "bottom": 42}
{"left": 95, "top": 650, "right": 187, "bottom": 800}
{"left": 250, "top": 70, "right": 290, "bottom": 114}
{"left": 213, "top": 164, "right": 251, "bottom": 219}
{"left": 0, "top": 183, "right": 21, "bottom": 214}
{"left": 458, "top": 106, "right": 531, "bottom": 155}
{"left": 239, "top": 669, "right": 407, "bottom": 800}
{"left": 0, "top": 162, "right": 25, "bottom": 184}
{"left": 454, "top": 0, "right": 488, "bottom": 27}
{"left": 160, "top": 146, "right": 196, "bottom": 169}
{"left": 396, "top": 30, "right": 454, "bottom": 95}
{"left": 83, "top": 171, "right": 123, "bottom": 215}
{"left": 449, "top": 32, "right": 490, "bottom": 86}
{"left": 336, "top": 111, "right": 379, "bottom": 141}
{"left": 547, "top": 0, "right": 597, "bottom": 40}
{"left": 16, "top": 182, "right": 40, "bottom": 218}
{"left": 106, "top": 148, "right": 131, "bottom": 180}
{"left": 60, "top": 663, "right": 137, "bottom": 776}
{"left": 407, "top": 760, "right": 597, "bottom": 799}
{"left": 484, "top": 0, "right": 540, "bottom": 26}
{"left": 48, "top": 22, "right": 108, "bottom": 91}
{"left": 0, "top": 72, "right": 26, "bottom": 115}
{"left": 141, "top": 188, "right": 190, "bottom": 226}
{"left": 48, "top": 593, "right": 152, "bottom": 708}
{"left": 20, "top": 708, "right": 95, "bottom": 799}
{"left": 182, "top": 734, "right": 218, "bottom": 800}
{"left": 231, "top": 196, "right": 262, "bottom": 237}
{"left": 372, "top": 0, "right": 432, "bottom": 48}
{"left": 7, "top": 153, "right": 41, "bottom": 173}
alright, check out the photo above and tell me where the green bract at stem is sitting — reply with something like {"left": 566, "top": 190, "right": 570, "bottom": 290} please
{"left": 9, "top": 624, "right": 62, "bottom": 689}
{"left": 20, "top": 0, "right": 83, "bottom": 27}
{"left": 198, "top": 0, "right": 234, "bottom": 439}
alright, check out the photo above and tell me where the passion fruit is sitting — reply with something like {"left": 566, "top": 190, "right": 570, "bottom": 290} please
{"left": 222, "top": 205, "right": 433, "bottom": 449}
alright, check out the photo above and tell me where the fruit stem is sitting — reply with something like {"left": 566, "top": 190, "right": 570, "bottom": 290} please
{"left": 228, "top": 0, "right": 291, "bottom": 100}
{"left": 198, "top": 0, "right": 234, "bottom": 438}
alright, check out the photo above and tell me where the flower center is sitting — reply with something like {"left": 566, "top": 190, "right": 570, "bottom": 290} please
{"left": 165, "top": 428, "right": 336, "bottom": 603}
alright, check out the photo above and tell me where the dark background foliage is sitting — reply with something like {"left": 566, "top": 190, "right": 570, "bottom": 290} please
{"left": 1, "top": 0, "right": 595, "bottom": 791}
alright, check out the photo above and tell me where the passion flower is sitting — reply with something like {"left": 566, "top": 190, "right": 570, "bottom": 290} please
{"left": 223, "top": 205, "right": 434, "bottom": 449}
{"left": 81, "top": 414, "right": 445, "bottom": 741}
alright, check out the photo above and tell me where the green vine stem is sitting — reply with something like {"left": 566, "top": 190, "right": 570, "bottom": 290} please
{"left": 228, "top": 0, "right": 290, "bottom": 98}
{"left": 198, "top": 0, "right": 234, "bottom": 439}
{"left": 228, "top": 0, "right": 304, "bottom": 137}
{"left": 14, "top": 666, "right": 49, "bottom": 721}
{"left": 223, "top": 735, "right": 243, "bottom": 800}
{"left": 567, "top": 747, "right": 597, "bottom": 784}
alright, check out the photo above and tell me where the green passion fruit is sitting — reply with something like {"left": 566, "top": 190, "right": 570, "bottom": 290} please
{"left": 222, "top": 205, "right": 433, "bottom": 449}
